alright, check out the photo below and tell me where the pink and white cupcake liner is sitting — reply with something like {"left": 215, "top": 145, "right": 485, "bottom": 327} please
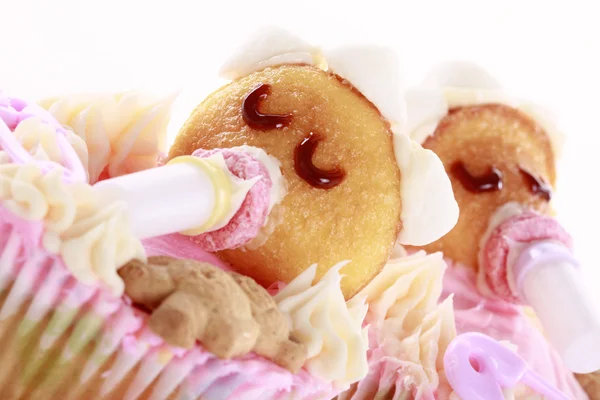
{"left": 0, "top": 206, "right": 336, "bottom": 400}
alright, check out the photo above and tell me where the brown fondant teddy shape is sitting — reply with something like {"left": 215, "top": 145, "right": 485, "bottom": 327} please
{"left": 118, "top": 256, "right": 307, "bottom": 372}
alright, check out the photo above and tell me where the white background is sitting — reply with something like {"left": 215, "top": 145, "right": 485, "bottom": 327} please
{"left": 1, "top": 0, "right": 599, "bottom": 301}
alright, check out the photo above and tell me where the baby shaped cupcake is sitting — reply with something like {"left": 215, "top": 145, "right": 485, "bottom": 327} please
{"left": 9, "top": 29, "right": 461, "bottom": 399}
{"left": 0, "top": 90, "right": 369, "bottom": 399}
{"left": 404, "top": 62, "right": 597, "bottom": 399}
{"left": 169, "top": 26, "right": 459, "bottom": 298}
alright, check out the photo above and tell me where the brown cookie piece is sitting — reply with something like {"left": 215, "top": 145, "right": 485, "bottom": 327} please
{"left": 119, "top": 256, "right": 307, "bottom": 372}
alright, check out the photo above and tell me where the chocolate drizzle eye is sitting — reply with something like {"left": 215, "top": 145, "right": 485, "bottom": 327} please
{"left": 451, "top": 161, "right": 503, "bottom": 193}
{"left": 519, "top": 168, "right": 552, "bottom": 201}
{"left": 242, "top": 84, "right": 293, "bottom": 130}
{"left": 294, "top": 132, "right": 345, "bottom": 189}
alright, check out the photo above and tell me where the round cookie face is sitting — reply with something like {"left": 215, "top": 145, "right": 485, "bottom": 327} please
{"left": 417, "top": 104, "right": 556, "bottom": 269}
{"left": 170, "top": 64, "right": 402, "bottom": 298}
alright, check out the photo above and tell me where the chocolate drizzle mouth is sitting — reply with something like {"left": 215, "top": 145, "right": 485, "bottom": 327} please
{"left": 519, "top": 167, "right": 552, "bottom": 201}
{"left": 294, "top": 132, "right": 345, "bottom": 189}
{"left": 242, "top": 84, "right": 293, "bottom": 130}
{"left": 451, "top": 161, "right": 503, "bottom": 193}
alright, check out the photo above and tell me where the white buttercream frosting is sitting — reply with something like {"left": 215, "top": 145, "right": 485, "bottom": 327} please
{"left": 354, "top": 250, "right": 449, "bottom": 327}
{"left": 274, "top": 261, "right": 369, "bottom": 388}
{"left": 350, "top": 250, "right": 457, "bottom": 397}
{"left": 394, "top": 134, "right": 459, "bottom": 246}
{"left": 39, "top": 91, "right": 176, "bottom": 184}
{"left": 405, "top": 61, "right": 564, "bottom": 158}
{"left": 231, "top": 145, "right": 286, "bottom": 213}
{"left": 0, "top": 162, "right": 145, "bottom": 296}
{"left": 219, "top": 26, "right": 458, "bottom": 246}
{"left": 230, "top": 145, "right": 287, "bottom": 248}
{"left": 219, "top": 26, "right": 404, "bottom": 137}
{"left": 201, "top": 153, "right": 260, "bottom": 232}
{"left": 421, "top": 62, "right": 503, "bottom": 90}
{"left": 220, "top": 26, "right": 320, "bottom": 80}
{"left": 2, "top": 117, "right": 89, "bottom": 170}
{"left": 0, "top": 117, "right": 145, "bottom": 294}
{"left": 324, "top": 45, "right": 406, "bottom": 131}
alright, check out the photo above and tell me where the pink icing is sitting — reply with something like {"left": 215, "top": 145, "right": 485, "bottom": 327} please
{"left": 142, "top": 234, "right": 231, "bottom": 270}
{"left": 0, "top": 92, "right": 86, "bottom": 182}
{"left": 267, "top": 281, "right": 287, "bottom": 296}
{"left": 442, "top": 261, "right": 588, "bottom": 399}
{"left": 60, "top": 278, "right": 98, "bottom": 309}
{"left": 1, "top": 89, "right": 333, "bottom": 398}
{"left": 0, "top": 206, "right": 44, "bottom": 251}
{"left": 0, "top": 204, "right": 334, "bottom": 399}
{"left": 156, "top": 152, "right": 168, "bottom": 167}
{"left": 190, "top": 148, "right": 272, "bottom": 252}
{"left": 0, "top": 89, "right": 336, "bottom": 399}
{"left": 342, "top": 327, "right": 442, "bottom": 400}
{"left": 480, "top": 211, "right": 573, "bottom": 303}
{"left": 345, "top": 253, "right": 588, "bottom": 399}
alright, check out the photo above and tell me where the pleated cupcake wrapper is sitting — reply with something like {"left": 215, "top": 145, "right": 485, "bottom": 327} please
{"left": 0, "top": 228, "right": 183, "bottom": 399}
{"left": 336, "top": 344, "right": 426, "bottom": 400}
{"left": 0, "top": 217, "right": 339, "bottom": 399}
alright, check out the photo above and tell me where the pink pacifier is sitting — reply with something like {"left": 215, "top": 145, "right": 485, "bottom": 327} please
{"left": 444, "top": 332, "right": 570, "bottom": 399}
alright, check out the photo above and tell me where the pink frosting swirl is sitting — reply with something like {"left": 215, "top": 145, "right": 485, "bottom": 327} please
{"left": 0, "top": 91, "right": 86, "bottom": 182}
{"left": 479, "top": 209, "right": 573, "bottom": 303}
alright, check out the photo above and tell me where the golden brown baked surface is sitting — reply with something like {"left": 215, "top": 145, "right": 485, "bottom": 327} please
{"left": 170, "top": 64, "right": 402, "bottom": 298}
{"left": 413, "top": 104, "right": 556, "bottom": 269}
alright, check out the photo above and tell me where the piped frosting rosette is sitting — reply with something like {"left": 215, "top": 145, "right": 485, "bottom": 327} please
{"left": 39, "top": 91, "right": 176, "bottom": 184}
{"left": 219, "top": 26, "right": 458, "bottom": 246}
{"left": 38, "top": 90, "right": 291, "bottom": 253}
{"left": 338, "top": 250, "right": 457, "bottom": 400}
{"left": 0, "top": 93, "right": 88, "bottom": 182}
{"left": 0, "top": 92, "right": 145, "bottom": 296}
{"left": 0, "top": 90, "right": 371, "bottom": 398}
{"left": 274, "top": 261, "right": 370, "bottom": 390}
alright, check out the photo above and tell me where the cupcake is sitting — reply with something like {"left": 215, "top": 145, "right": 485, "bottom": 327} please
{"left": 6, "top": 27, "right": 465, "bottom": 399}
{"left": 338, "top": 249, "right": 457, "bottom": 400}
{"left": 0, "top": 92, "right": 146, "bottom": 398}
{"left": 336, "top": 62, "right": 597, "bottom": 399}
{"left": 401, "top": 62, "right": 592, "bottom": 398}
{"left": 168, "top": 26, "right": 458, "bottom": 298}
{"left": 39, "top": 91, "right": 176, "bottom": 184}
{"left": 0, "top": 90, "right": 369, "bottom": 399}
